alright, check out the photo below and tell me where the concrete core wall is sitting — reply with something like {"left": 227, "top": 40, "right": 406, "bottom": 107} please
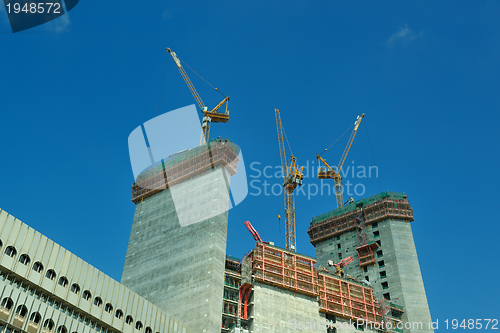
{"left": 251, "top": 284, "right": 379, "bottom": 333}
{"left": 315, "top": 217, "right": 433, "bottom": 333}
{"left": 251, "top": 284, "right": 326, "bottom": 333}
{"left": 121, "top": 166, "right": 231, "bottom": 333}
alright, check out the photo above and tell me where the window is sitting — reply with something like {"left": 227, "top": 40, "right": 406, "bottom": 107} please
{"left": 135, "top": 321, "right": 143, "bottom": 330}
{"left": 145, "top": 327, "right": 152, "bottom": 333}
{"left": 376, "top": 250, "right": 383, "bottom": 258}
{"left": 5, "top": 246, "right": 17, "bottom": 258}
{"left": 45, "top": 269, "right": 56, "bottom": 280}
{"left": 57, "top": 326, "right": 67, "bottom": 333}
{"left": 125, "top": 316, "right": 133, "bottom": 325}
{"left": 0, "top": 297, "right": 13, "bottom": 310}
{"left": 364, "top": 276, "right": 369, "bottom": 282}
{"left": 382, "top": 281, "right": 389, "bottom": 289}
{"left": 363, "top": 266, "right": 368, "bottom": 272}
{"left": 15, "top": 305, "right": 28, "bottom": 317}
{"left": 29, "top": 312, "right": 41, "bottom": 324}
{"left": 337, "top": 244, "right": 341, "bottom": 249}
{"left": 82, "top": 290, "right": 92, "bottom": 301}
{"left": 337, "top": 253, "right": 342, "bottom": 259}
{"left": 115, "top": 310, "right": 123, "bottom": 319}
{"left": 378, "top": 260, "right": 385, "bottom": 268}
{"left": 19, "top": 254, "right": 30, "bottom": 265}
{"left": 104, "top": 303, "right": 113, "bottom": 313}
{"left": 383, "top": 292, "right": 391, "bottom": 300}
{"left": 43, "top": 319, "right": 55, "bottom": 331}
{"left": 372, "top": 222, "right": 378, "bottom": 228}
{"left": 93, "top": 297, "right": 102, "bottom": 307}
{"left": 380, "top": 271, "right": 387, "bottom": 279}
{"left": 32, "top": 262, "right": 44, "bottom": 273}
{"left": 70, "top": 284, "right": 80, "bottom": 294}
{"left": 376, "top": 240, "right": 381, "bottom": 246}
{"left": 336, "top": 236, "right": 340, "bottom": 241}
{"left": 58, "top": 277, "right": 68, "bottom": 287}
{"left": 373, "top": 231, "right": 380, "bottom": 238}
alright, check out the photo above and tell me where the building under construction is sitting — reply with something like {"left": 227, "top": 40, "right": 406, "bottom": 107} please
{"left": 0, "top": 137, "right": 434, "bottom": 333}
{"left": 119, "top": 135, "right": 433, "bottom": 333}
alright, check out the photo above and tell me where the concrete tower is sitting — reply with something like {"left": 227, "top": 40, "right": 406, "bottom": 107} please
{"left": 121, "top": 140, "right": 240, "bottom": 333}
{"left": 308, "top": 192, "right": 433, "bottom": 333}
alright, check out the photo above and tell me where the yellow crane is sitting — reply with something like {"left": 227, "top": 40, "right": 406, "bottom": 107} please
{"left": 275, "top": 108, "right": 304, "bottom": 252}
{"left": 317, "top": 114, "right": 365, "bottom": 208}
{"left": 167, "top": 48, "right": 230, "bottom": 143}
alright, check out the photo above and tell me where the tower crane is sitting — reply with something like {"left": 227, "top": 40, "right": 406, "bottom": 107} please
{"left": 167, "top": 48, "right": 230, "bottom": 144}
{"left": 275, "top": 109, "right": 304, "bottom": 252}
{"left": 317, "top": 114, "right": 365, "bottom": 209}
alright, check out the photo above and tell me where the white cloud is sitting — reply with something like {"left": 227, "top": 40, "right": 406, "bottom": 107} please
{"left": 44, "top": 13, "right": 71, "bottom": 32}
{"left": 386, "top": 25, "right": 423, "bottom": 45}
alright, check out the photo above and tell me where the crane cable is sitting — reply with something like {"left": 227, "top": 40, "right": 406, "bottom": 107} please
{"left": 283, "top": 125, "right": 293, "bottom": 158}
{"left": 179, "top": 58, "right": 228, "bottom": 98}
{"left": 320, "top": 123, "right": 354, "bottom": 157}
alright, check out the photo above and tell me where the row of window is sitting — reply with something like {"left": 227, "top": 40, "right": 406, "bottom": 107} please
{"left": 1, "top": 296, "right": 66, "bottom": 331}
{"left": 0, "top": 245, "right": 154, "bottom": 333}
{"left": 0, "top": 294, "right": 152, "bottom": 333}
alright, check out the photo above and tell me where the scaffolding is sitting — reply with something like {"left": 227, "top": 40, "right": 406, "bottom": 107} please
{"left": 308, "top": 192, "right": 414, "bottom": 245}
{"left": 317, "top": 272, "right": 380, "bottom": 324}
{"left": 240, "top": 243, "right": 404, "bottom": 328}
{"left": 252, "top": 242, "right": 318, "bottom": 296}
{"left": 355, "top": 242, "right": 379, "bottom": 267}
{"left": 131, "top": 138, "right": 240, "bottom": 203}
{"left": 222, "top": 257, "right": 251, "bottom": 333}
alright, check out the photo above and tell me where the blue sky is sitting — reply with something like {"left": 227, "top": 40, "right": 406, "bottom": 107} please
{"left": 1, "top": 0, "right": 499, "bottom": 329}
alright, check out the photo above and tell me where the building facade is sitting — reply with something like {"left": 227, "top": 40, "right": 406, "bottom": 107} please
{"left": 308, "top": 192, "right": 433, "bottom": 333}
{"left": 0, "top": 209, "right": 191, "bottom": 333}
{"left": 122, "top": 140, "right": 240, "bottom": 333}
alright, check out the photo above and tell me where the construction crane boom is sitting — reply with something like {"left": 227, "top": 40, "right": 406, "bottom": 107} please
{"left": 317, "top": 113, "right": 365, "bottom": 208}
{"left": 167, "top": 48, "right": 230, "bottom": 143}
{"left": 327, "top": 256, "right": 354, "bottom": 277}
{"left": 275, "top": 109, "right": 304, "bottom": 252}
{"left": 244, "top": 220, "right": 264, "bottom": 243}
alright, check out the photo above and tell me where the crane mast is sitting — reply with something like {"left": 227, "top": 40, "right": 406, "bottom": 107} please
{"left": 317, "top": 113, "right": 365, "bottom": 208}
{"left": 275, "top": 109, "right": 303, "bottom": 252}
{"left": 167, "top": 48, "right": 230, "bottom": 143}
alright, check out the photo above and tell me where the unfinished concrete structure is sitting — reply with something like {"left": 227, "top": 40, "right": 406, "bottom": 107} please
{"left": 122, "top": 139, "right": 240, "bottom": 333}
{"left": 308, "top": 192, "right": 433, "bottom": 333}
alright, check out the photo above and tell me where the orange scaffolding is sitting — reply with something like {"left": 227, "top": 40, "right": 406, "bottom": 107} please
{"left": 356, "top": 242, "right": 379, "bottom": 267}
{"left": 131, "top": 139, "right": 240, "bottom": 203}
{"left": 317, "top": 272, "right": 380, "bottom": 324}
{"left": 243, "top": 243, "right": 403, "bottom": 328}
{"left": 308, "top": 194, "right": 414, "bottom": 245}
{"left": 252, "top": 242, "right": 318, "bottom": 296}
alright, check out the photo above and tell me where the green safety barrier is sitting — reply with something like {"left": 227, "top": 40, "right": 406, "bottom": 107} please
{"left": 311, "top": 191, "right": 407, "bottom": 226}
